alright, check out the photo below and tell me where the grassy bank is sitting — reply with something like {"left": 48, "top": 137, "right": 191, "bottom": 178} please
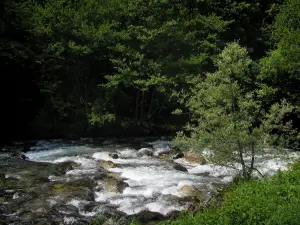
{"left": 158, "top": 160, "right": 300, "bottom": 225}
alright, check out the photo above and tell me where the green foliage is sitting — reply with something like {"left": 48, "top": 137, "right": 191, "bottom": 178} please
{"left": 174, "top": 42, "right": 297, "bottom": 178}
{"left": 258, "top": 0, "right": 300, "bottom": 149}
{"left": 90, "top": 0, "right": 229, "bottom": 126}
{"left": 260, "top": 0, "right": 300, "bottom": 92}
{"left": 1, "top": 0, "right": 299, "bottom": 143}
{"left": 161, "top": 160, "right": 300, "bottom": 225}
{"left": 19, "top": 0, "right": 119, "bottom": 129}
{"left": 260, "top": 0, "right": 300, "bottom": 95}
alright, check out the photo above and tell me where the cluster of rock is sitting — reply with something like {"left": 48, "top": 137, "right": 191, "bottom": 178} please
{"left": 2, "top": 140, "right": 215, "bottom": 225}
{"left": 97, "top": 146, "right": 209, "bottom": 205}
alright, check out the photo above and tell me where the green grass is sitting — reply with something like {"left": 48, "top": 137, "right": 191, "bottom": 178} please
{"left": 160, "top": 160, "right": 300, "bottom": 225}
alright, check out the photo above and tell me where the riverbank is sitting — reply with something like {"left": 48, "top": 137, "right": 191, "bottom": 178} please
{"left": 156, "top": 160, "right": 300, "bottom": 225}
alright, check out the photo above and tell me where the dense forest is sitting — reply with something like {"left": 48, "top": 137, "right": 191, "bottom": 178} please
{"left": 1, "top": 0, "right": 300, "bottom": 149}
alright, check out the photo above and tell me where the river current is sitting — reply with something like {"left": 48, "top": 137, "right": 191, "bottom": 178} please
{"left": 0, "top": 137, "right": 299, "bottom": 224}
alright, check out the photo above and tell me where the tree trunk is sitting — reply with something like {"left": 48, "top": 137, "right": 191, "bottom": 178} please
{"left": 140, "top": 91, "right": 145, "bottom": 123}
{"left": 147, "top": 90, "right": 154, "bottom": 119}
{"left": 135, "top": 91, "right": 140, "bottom": 123}
{"left": 84, "top": 72, "right": 88, "bottom": 119}
{"left": 250, "top": 142, "right": 255, "bottom": 174}
{"left": 237, "top": 140, "right": 247, "bottom": 178}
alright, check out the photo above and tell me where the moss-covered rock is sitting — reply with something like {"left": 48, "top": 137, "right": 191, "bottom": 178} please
{"left": 51, "top": 182, "right": 95, "bottom": 201}
{"left": 105, "top": 172, "right": 122, "bottom": 180}
{"left": 158, "top": 154, "right": 171, "bottom": 160}
{"left": 53, "top": 184, "right": 65, "bottom": 192}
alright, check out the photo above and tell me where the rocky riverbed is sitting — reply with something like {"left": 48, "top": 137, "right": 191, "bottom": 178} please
{"left": 0, "top": 137, "right": 299, "bottom": 224}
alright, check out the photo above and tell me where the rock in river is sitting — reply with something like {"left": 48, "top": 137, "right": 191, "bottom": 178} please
{"left": 173, "top": 163, "right": 188, "bottom": 172}
{"left": 103, "top": 179, "right": 129, "bottom": 193}
{"left": 12, "top": 152, "right": 29, "bottom": 160}
{"left": 179, "top": 185, "right": 203, "bottom": 200}
{"left": 99, "top": 161, "right": 118, "bottom": 169}
{"left": 137, "top": 148, "right": 153, "bottom": 157}
{"left": 134, "top": 210, "right": 165, "bottom": 223}
{"left": 184, "top": 151, "right": 206, "bottom": 164}
{"left": 109, "top": 153, "right": 119, "bottom": 159}
{"left": 173, "top": 152, "right": 184, "bottom": 159}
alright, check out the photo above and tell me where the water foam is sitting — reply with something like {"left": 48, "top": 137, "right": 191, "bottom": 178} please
{"left": 95, "top": 192, "right": 119, "bottom": 202}
{"left": 118, "top": 149, "right": 138, "bottom": 158}
{"left": 92, "top": 151, "right": 161, "bottom": 165}
{"left": 63, "top": 216, "right": 77, "bottom": 224}
{"left": 66, "top": 169, "right": 98, "bottom": 176}
{"left": 19, "top": 139, "right": 300, "bottom": 218}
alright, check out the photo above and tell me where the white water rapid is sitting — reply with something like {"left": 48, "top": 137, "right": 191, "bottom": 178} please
{"left": 22, "top": 138, "right": 299, "bottom": 219}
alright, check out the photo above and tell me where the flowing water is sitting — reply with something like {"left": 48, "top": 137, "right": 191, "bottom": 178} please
{"left": 0, "top": 137, "right": 299, "bottom": 224}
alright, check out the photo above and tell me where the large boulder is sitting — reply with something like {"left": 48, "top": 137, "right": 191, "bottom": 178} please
{"left": 52, "top": 183, "right": 95, "bottom": 201}
{"left": 103, "top": 179, "right": 129, "bottom": 193}
{"left": 99, "top": 161, "right": 118, "bottom": 169}
{"left": 184, "top": 151, "right": 206, "bottom": 164}
{"left": 137, "top": 148, "right": 153, "bottom": 157}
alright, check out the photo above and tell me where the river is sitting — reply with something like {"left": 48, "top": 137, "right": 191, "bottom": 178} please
{"left": 0, "top": 137, "right": 299, "bottom": 224}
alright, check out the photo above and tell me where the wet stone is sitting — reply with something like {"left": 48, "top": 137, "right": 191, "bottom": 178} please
{"left": 56, "top": 204, "right": 79, "bottom": 216}
{"left": 99, "top": 161, "right": 118, "bottom": 169}
{"left": 83, "top": 202, "right": 103, "bottom": 213}
{"left": 134, "top": 210, "right": 166, "bottom": 223}
{"left": 173, "top": 163, "right": 188, "bottom": 172}
{"left": 51, "top": 184, "right": 95, "bottom": 202}
{"left": 173, "top": 152, "right": 184, "bottom": 159}
{"left": 109, "top": 153, "right": 119, "bottom": 159}
{"left": 137, "top": 148, "right": 154, "bottom": 157}
{"left": 184, "top": 151, "right": 206, "bottom": 164}
{"left": 103, "top": 179, "right": 129, "bottom": 193}
{"left": 179, "top": 185, "right": 204, "bottom": 201}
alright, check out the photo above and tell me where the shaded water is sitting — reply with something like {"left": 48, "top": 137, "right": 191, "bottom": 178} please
{"left": 0, "top": 137, "right": 299, "bottom": 224}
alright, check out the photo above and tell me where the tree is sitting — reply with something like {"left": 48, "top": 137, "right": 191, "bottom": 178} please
{"left": 260, "top": 0, "right": 300, "bottom": 100}
{"left": 20, "top": 0, "right": 120, "bottom": 135}
{"left": 259, "top": 0, "right": 300, "bottom": 149}
{"left": 90, "top": 0, "right": 229, "bottom": 131}
{"left": 173, "top": 42, "right": 296, "bottom": 179}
